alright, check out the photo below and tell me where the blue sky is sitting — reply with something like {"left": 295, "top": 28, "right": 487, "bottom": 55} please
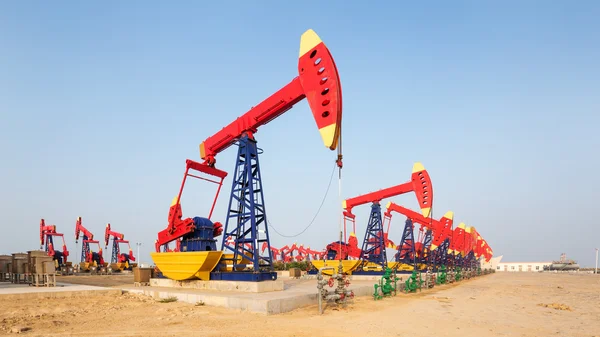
{"left": 1, "top": 1, "right": 599, "bottom": 267}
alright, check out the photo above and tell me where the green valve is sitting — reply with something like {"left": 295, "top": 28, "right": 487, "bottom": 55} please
{"left": 455, "top": 267, "right": 462, "bottom": 282}
{"left": 404, "top": 270, "right": 421, "bottom": 293}
{"left": 373, "top": 284, "right": 382, "bottom": 300}
{"left": 373, "top": 267, "right": 397, "bottom": 300}
{"left": 436, "top": 265, "right": 447, "bottom": 285}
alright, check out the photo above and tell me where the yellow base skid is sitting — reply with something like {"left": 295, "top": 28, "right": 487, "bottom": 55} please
{"left": 79, "top": 262, "right": 98, "bottom": 271}
{"left": 151, "top": 251, "right": 224, "bottom": 281}
{"left": 311, "top": 261, "right": 423, "bottom": 274}
{"left": 387, "top": 263, "right": 427, "bottom": 272}
{"left": 79, "top": 262, "right": 89, "bottom": 271}
{"left": 110, "top": 263, "right": 125, "bottom": 271}
{"left": 218, "top": 253, "right": 254, "bottom": 272}
{"left": 390, "top": 262, "right": 414, "bottom": 271}
{"left": 310, "top": 260, "right": 361, "bottom": 275}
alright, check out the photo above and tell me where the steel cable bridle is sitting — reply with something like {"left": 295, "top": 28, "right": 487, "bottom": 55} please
{"left": 267, "top": 161, "right": 337, "bottom": 238}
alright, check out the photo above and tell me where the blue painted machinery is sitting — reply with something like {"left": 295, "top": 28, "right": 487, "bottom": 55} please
{"left": 210, "top": 136, "right": 277, "bottom": 282}
{"left": 433, "top": 237, "right": 450, "bottom": 271}
{"left": 47, "top": 237, "right": 67, "bottom": 266}
{"left": 454, "top": 253, "right": 463, "bottom": 269}
{"left": 181, "top": 217, "right": 218, "bottom": 252}
{"left": 420, "top": 229, "right": 433, "bottom": 267}
{"left": 355, "top": 202, "right": 387, "bottom": 274}
{"left": 81, "top": 235, "right": 90, "bottom": 263}
{"left": 395, "top": 218, "right": 417, "bottom": 269}
{"left": 463, "top": 250, "right": 475, "bottom": 269}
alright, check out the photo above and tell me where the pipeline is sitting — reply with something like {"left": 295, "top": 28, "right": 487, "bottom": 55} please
{"left": 424, "top": 268, "right": 436, "bottom": 289}
{"left": 316, "top": 262, "right": 354, "bottom": 314}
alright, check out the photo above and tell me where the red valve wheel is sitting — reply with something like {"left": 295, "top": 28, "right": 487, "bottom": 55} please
{"left": 345, "top": 279, "right": 350, "bottom": 287}
{"left": 328, "top": 277, "right": 335, "bottom": 287}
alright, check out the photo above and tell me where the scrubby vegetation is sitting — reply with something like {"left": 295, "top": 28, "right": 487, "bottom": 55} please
{"left": 272, "top": 261, "right": 312, "bottom": 271}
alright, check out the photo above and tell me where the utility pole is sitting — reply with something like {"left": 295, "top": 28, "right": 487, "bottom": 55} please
{"left": 136, "top": 242, "right": 142, "bottom": 267}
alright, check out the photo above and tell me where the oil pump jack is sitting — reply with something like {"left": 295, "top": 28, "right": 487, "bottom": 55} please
{"left": 151, "top": 29, "right": 343, "bottom": 282}
{"left": 453, "top": 225, "right": 493, "bottom": 278}
{"left": 449, "top": 223, "right": 467, "bottom": 273}
{"left": 471, "top": 228, "right": 492, "bottom": 272}
{"left": 481, "top": 239, "right": 493, "bottom": 263}
{"left": 74, "top": 217, "right": 105, "bottom": 272}
{"left": 40, "top": 219, "right": 70, "bottom": 269}
{"left": 463, "top": 226, "right": 480, "bottom": 270}
{"left": 479, "top": 237, "right": 493, "bottom": 262}
{"left": 450, "top": 225, "right": 477, "bottom": 279}
{"left": 384, "top": 203, "right": 453, "bottom": 271}
{"left": 261, "top": 242, "right": 282, "bottom": 262}
{"left": 477, "top": 230, "right": 493, "bottom": 264}
{"left": 336, "top": 163, "right": 433, "bottom": 275}
{"left": 104, "top": 223, "right": 135, "bottom": 272}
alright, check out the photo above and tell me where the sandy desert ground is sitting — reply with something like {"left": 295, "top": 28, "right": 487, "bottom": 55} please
{"left": 1, "top": 272, "right": 599, "bottom": 337}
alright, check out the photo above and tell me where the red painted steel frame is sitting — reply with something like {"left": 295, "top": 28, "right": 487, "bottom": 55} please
{"left": 340, "top": 164, "right": 433, "bottom": 242}
{"left": 199, "top": 32, "right": 343, "bottom": 167}
{"left": 445, "top": 223, "right": 492, "bottom": 262}
{"left": 40, "top": 219, "right": 69, "bottom": 263}
{"left": 117, "top": 240, "right": 135, "bottom": 262}
{"left": 385, "top": 203, "right": 432, "bottom": 231}
{"left": 155, "top": 159, "right": 228, "bottom": 252}
{"left": 75, "top": 217, "right": 94, "bottom": 242}
{"left": 384, "top": 203, "right": 453, "bottom": 250}
{"left": 343, "top": 183, "right": 412, "bottom": 217}
{"left": 481, "top": 239, "right": 493, "bottom": 262}
{"left": 84, "top": 240, "right": 105, "bottom": 265}
{"left": 104, "top": 223, "right": 124, "bottom": 246}
{"left": 472, "top": 229, "right": 484, "bottom": 259}
{"left": 169, "top": 160, "right": 227, "bottom": 232}
{"left": 40, "top": 219, "right": 55, "bottom": 246}
{"left": 468, "top": 228, "right": 479, "bottom": 258}
{"left": 450, "top": 226, "right": 466, "bottom": 256}
{"left": 342, "top": 167, "right": 431, "bottom": 216}
{"left": 105, "top": 223, "right": 136, "bottom": 262}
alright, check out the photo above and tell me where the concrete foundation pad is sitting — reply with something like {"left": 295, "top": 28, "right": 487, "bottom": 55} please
{"left": 0, "top": 282, "right": 122, "bottom": 299}
{"left": 124, "top": 279, "right": 375, "bottom": 315}
{"left": 150, "top": 278, "right": 284, "bottom": 293}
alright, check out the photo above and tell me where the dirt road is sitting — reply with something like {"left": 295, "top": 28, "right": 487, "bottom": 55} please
{"left": 1, "top": 272, "right": 598, "bottom": 337}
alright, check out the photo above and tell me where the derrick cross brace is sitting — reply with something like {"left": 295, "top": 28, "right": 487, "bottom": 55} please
{"left": 210, "top": 135, "right": 277, "bottom": 282}
{"left": 395, "top": 218, "right": 418, "bottom": 271}
{"left": 355, "top": 202, "right": 387, "bottom": 274}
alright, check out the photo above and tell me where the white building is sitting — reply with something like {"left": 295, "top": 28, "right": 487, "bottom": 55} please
{"left": 480, "top": 255, "right": 502, "bottom": 270}
{"left": 480, "top": 255, "right": 552, "bottom": 272}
